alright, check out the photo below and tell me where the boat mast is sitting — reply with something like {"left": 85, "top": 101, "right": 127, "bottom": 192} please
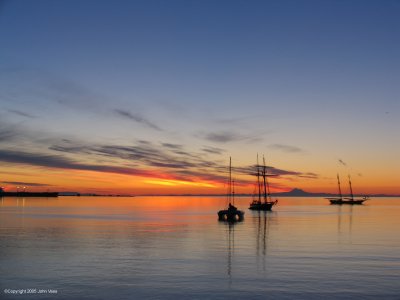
{"left": 262, "top": 157, "right": 267, "bottom": 204}
{"left": 229, "top": 157, "right": 232, "bottom": 205}
{"left": 348, "top": 175, "right": 354, "bottom": 200}
{"left": 337, "top": 174, "right": 342, "bottom": 199}
{"left": 263, "top": 156, "right": 272, "bottom": 203}
{"left": 257, "top": 154, "right": 261, "bottom": 204}
{"left": 232, "top": 179, "right": 235, "bottom": 206}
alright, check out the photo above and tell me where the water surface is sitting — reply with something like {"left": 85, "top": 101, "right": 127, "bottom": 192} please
{"left": 1, "top": 196, "right": 399, "bottom": 299}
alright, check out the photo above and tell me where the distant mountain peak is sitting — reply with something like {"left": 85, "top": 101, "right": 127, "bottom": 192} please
{"left": 287, "top": 188, "right": 309, "bottom": 195}
{"left": 269, "top": 188, "right": 318, "bottom": 196}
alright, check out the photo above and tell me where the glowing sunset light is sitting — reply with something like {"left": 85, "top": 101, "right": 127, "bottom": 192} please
{"left": 0, "top": 1, "right": 399, "bottom": 195}
{"left": 2, "top": 2, "right": 400, "bottom": 299}
{"left": 144, "top": 179, "right": 217, "bottom": 188}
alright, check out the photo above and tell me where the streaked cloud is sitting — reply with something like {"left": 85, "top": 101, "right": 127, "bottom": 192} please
{"left": 234, "top": 164, "right": 317, "bottom": 179}
{"left": 201, "top": 146, "right": 225, "bottom": 155}
{"left": 0, "top": 149, "right": 159, "bottom": 178}
{"left": 201, "top": 131, "right": 260, "bottom": 143}
{"left": 48, "top": 144, "right": 91, "bottom": 154}
{"left": 204, "top": 132, "right": 238, "bottom": 143}
{"left": 161, "top": 143, "right": 182, "bottom": 149}
{"left": 0, "top": 121, "right": 19, "bottom": 142}
{"left": 0, "top": 119, "right": 318, "bottom": 190}
{"left": 269, "top": 144, "right": 304, "bottom": 153}
{"left": 7, "top": 109, "right": 36, "bottom": 118}
{"left": 338, "top": 159, "right": 347, "bottom": 166}
{"left": 1, "top": 69, "right": 161, "bottom": 132}
{"left": 114, "top": 109, "right": 162, "bottom": 131}
{"left": 0, "top": 68, "right": 102, "bottom": 111}
{"left": 298, "top": 172, "right": 319, "bottom": 179}
{"left": 0, "top": 129, "right": 15, "bottom": 142}
{"left": 0, "top": 147, "right": 228, "bottom": 185}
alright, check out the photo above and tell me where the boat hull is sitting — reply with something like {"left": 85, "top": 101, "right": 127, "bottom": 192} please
{"left": 218, "top": 209, "right": 244, "bottom": 222}
{"left": 249, "top": 202, "right": 275, "bottom": 211}
{"left": 329, "top": 198, "right": 366, "bottom": 205}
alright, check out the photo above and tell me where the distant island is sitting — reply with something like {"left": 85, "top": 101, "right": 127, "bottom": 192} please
{"left": 0, "top": 188, "right": 133, "bottom": 198}
{"left": 271, "top": 188, "right": 341, "bottom": 197}
{"left": 270, "top": 188, "right": 399, "bottom": 198}
{"left": 0, "top": 187, "right": 58, "bottom": 197}
{"left": 59, "top": 192, "right": 134, "bottom": 197}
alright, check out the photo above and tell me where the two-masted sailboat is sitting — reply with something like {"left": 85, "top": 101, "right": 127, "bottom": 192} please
{"left": 327, "top": 174, "right": 369, "bottom": 205}
{"left": 218, "top": 157, "right": 244, "bottom": 222}
{"left": 249, "top": 155, "right": 278, "bottom": 211}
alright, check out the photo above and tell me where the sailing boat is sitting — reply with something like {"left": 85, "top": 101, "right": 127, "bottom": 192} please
{"left": 218, "top": 157, "right": 244, "bottom": 222}
{"left": 249, "top": 155, "right": 278, "bottom": 211}
{"left": 326, "top": 174, "right": 344, "bottom": 204}
{"left": 327, "top": 174, "right": 369, "bottom": 205}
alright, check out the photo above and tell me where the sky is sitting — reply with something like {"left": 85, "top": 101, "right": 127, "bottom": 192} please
{"left": 0, "top": 0, "right": 399, "bottom": 195}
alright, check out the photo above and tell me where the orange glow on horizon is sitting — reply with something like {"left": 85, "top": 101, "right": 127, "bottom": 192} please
{"left": 143, "top": 179, "right": 217, "bottom": 188}
{"left": 1, "top": 162, "right": 399, "bottom": 196}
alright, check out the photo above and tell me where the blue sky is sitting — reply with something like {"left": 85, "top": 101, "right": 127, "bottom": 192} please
{"left": 0, "top": 0, "right": 399, "bottom": 193}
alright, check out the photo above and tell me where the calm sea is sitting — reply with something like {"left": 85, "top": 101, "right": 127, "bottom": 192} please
{"left": 1, "top": 196, "right": 399, "bottom": 299}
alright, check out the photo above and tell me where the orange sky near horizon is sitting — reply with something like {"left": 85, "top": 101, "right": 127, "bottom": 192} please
{"left": 1, "top": 1, "right": 400, "bottom": 198}
{"left": 1, "top": 162, "right": 398, "bottom": 196}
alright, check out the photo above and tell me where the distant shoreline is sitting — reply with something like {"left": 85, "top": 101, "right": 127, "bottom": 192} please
{"left": 131, "top": 194, "right": 400, "bottom": 198}
{"left": 2, "top": 188, "right": 398, "bottom": 198}
{"left": 133, "top": 188, "right": 400, "bottom": 198}
{"left": 0, "top": 192, "right": 58, "bottom": 197}
{"left": 60, "top": 189, "right": 399, "bottom": 198}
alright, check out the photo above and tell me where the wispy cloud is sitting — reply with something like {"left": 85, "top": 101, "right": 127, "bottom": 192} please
{"left": 338, "top": 159, "right": 347, "bottom": 166}
{"left": 233, "top": 164, "right": 316, "bottom": 178}
{"left": 0, "top": 121, "right": 19, "bottom": 142}
{"left": 298, "top": 172, "right": 319, "bottom": 179}
{"left": 0, "top": 129, "right": 14, "bottom": 142}
{"left": 49, "top": 145, "right": 91, "bottom": 154}
{"left": 48, "top": 139, "right": 93, "bottom": 154}
{"left": 7, "top": 109, "right": 36, "bottom": 118}
{"left": 0, "top": 68, "right": 102, "bottom": 111}
{"left": 161, "top": 143, "right": 182, "bottom": 149}
{"left": 0, "top": 149, "right": 159, "bottom": 178}
{"left": 203, "top": 132, "right": 239, "bottom": 143}
{"left": 1, "top": 68, "right": 161, "bottom": 131}
{"left": 49, "top": 139, "right": 319, "bottom": 183}
{"left": 201, "top": 131, "right": 260, "bottom": 143}
{"left": 0, "top": 149, "right": 84, "bottom": 169}
{"left": 201, "top": 146, "right": 225, "bottom": 155}
{"left": 269, "top": 144, "right": 304, "bottom": 153}
{"left": 0, "top": 147, "right": 229, "bottom": 185}
{"left": 90, "top": 144, "right": 202, "bottom": 172}
{"left": 114, "top": 109, "right": 162, "bottom": 131}
{"left": 0, "top": 143, "right": 318, "bottom": 188}
{"left": 0, "top": 118, "right": 318, "bottom": 188}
